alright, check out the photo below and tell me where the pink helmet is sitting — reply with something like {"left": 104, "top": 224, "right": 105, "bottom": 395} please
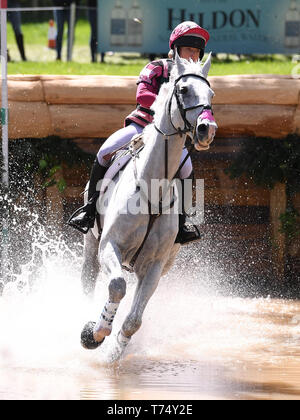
{"left": 169, "top": 21, "right": 210, "bottom": 58}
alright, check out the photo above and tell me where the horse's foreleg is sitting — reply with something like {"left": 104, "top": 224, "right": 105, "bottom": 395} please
{"left": 81, "top": 239, "right": 126, "bottom": 350}
{"left": 93, "top": 240, "right": 126, "bottom": 342}
{"left": 117, "top": 261, "right": 163, "bottom": 349}
{"left": 81, "top": 230, "right": 100, "bottom": 297}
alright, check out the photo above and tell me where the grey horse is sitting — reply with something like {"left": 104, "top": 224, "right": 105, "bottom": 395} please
{"left": 80, "top": 53, "right": 217, "bottom": 360}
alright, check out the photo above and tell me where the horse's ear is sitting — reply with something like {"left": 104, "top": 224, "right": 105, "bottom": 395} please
{"left": 174, "top": 48, "right": 186, "bottom": 74}
{"left": 201, "top": 52, "right": 212, "bottom": 79}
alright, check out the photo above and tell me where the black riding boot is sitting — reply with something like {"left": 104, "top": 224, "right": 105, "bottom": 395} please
{"left": 68, "top": 159, "right": 107, "bottom": 233}
{"left": 15, "top": 34, "right": 27, "bottom": 61}
{"left": 175, "top": 214, "right": 201, "bottom": 245}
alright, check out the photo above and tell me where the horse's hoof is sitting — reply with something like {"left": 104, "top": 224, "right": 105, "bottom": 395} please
{"left": 81, "top": 321, "right": 105, "bottom": 350}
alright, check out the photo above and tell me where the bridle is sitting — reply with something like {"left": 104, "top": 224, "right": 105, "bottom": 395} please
{"left": 153, "top": 71, "right": 214, "bottom": 181}
{"left": 154, "top": 72, "right": 213, "bottom": 143}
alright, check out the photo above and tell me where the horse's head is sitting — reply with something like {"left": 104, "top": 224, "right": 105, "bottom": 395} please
{"left": 169, "top": 52, "right": 217, "bottom": 151}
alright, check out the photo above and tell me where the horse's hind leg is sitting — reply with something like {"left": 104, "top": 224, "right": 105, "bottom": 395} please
{"left": 81, "top": 230, "right": 100, "bottom": 297}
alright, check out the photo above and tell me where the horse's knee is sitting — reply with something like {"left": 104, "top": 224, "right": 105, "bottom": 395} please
{"left": 122, "top": 313, "right": 142, "bottom": 337}
{"left": 109, "top": 277, "right": 126, "bottom": 302}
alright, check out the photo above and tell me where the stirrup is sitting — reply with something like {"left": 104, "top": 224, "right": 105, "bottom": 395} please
{"left": 67, "top": 205, "right": 95, "bottom": 234}
{"left": 175, "top": 224, "right": 202, "bottom": 246}
{"left": 67, "top": 193, "right": 99, "bottom": 234}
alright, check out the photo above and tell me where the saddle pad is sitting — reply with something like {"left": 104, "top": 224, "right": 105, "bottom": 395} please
{"left": 93, "top": 144, "right": 144, "bottom": 239}
{"left": 92, "top": 154, "right": 131, "bottom": 240}
{"left": 100, "top": 153, "right": 132, "bottom": 195}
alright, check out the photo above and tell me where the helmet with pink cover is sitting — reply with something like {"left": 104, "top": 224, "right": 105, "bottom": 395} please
{"left": 169, "top": 21, "right": 210, "bottom": 60}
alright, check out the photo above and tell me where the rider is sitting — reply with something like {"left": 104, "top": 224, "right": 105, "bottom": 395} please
{"left": 68, "top": 21, "right": 211, "bottom": 244}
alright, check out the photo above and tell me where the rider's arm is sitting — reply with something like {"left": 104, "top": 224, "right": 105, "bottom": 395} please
{"left": 136, "top": 83, "right": 157, "bottom": 108}
{"left": 136, "top": 62, "right": 163, "bottom": 108}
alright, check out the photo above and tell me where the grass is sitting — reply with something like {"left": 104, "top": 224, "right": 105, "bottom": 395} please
{"left": 7, "top": 20, "right": 296, "bottom": 76}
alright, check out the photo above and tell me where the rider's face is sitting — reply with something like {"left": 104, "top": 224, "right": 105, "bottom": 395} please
{"left": 179, "top": 47, "right": 200, "bottom": 62}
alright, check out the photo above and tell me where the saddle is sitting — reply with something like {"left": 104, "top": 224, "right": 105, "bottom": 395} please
{"left": 102, "top": 133, "right": 144, "bottom": 191}
{"left": 94, "top": 134, "right": 145, "bottom": 235}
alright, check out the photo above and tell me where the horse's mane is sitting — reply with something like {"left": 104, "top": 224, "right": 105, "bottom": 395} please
{"left": 143, "top": 58, "right": 204, "bottom": 141}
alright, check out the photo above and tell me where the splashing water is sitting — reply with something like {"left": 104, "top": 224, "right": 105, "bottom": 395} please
{"left": 1, "top": 207, "right": 300, "bottom": 400}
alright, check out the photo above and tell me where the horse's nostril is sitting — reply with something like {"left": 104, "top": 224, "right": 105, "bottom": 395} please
{"left": 197, "top": 124, "right": 208, "bottom": 136}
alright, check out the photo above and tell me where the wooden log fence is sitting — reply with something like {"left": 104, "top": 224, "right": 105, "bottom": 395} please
{"left": 1, "top": 74, "right": 300, "bottom": 139}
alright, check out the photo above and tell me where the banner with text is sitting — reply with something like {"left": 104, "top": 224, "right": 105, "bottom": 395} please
{"left": 97, "top": 0, "right": 300, "bottom": 54}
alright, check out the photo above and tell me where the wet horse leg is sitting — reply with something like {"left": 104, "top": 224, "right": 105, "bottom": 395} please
{"left": 117, "top": 260, "right": 163, "bottom": 350}
{"left": 93, "top": 240, "right": 127, "bottom": 342}
{"left": 81, "top": 239, "right": 126, "bottom": 349}
{"left": 81, "top": 230, "right": 100, "bottom": 297}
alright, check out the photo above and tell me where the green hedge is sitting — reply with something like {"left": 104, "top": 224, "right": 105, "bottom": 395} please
{"left": 0, "top": 136, "right": 93, "bottom": 198}
{"left": 226, "top": 135, "right": 300, "bottom": 240}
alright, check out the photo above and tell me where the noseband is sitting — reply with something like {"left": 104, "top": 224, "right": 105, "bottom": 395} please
{"left": 155, "top": 73, "right": 213, "bottom": 141}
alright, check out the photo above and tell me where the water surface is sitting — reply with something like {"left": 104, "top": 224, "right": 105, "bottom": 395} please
{"left": 0, "top": 244, "right": 300, "bottom": 400}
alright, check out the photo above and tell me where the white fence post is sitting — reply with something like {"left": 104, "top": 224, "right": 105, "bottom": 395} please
{"left": 67, "top": 2, "right": 76, "bottom": 61}
{"left": 1, "top": 0, "right": 9, "bottom": 287}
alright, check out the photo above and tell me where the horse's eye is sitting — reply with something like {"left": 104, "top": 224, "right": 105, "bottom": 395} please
{"left": 179, "top": 86, "right": 188, "bottom": 95}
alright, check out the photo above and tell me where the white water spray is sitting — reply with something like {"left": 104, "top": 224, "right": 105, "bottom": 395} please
{"left": 1, "top": 204, "right": 299, "bottom": 399}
